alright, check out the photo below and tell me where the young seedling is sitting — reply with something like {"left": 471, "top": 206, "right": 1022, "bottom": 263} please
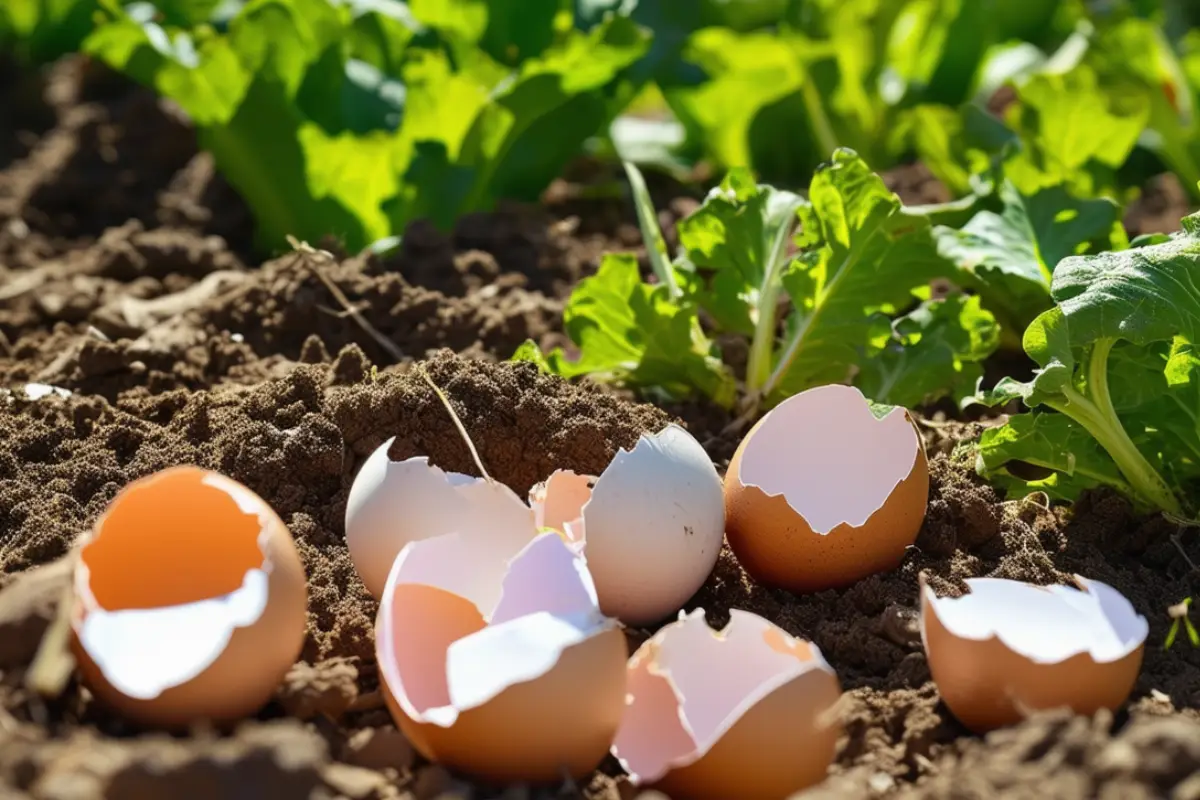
{"left": 518, "top": 151, "right": 995, "bottom": 421}
{"left": 1165, "top": 598, "right": 1198, "bottom": 650}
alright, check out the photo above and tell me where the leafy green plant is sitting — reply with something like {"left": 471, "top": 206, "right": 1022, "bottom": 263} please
{"left": 83, "top": 0, "right": 648, "bottom": 252}
{"left": 935, "top": 178, "right": 1124, "bottom": 347}
{"left": 517, "top": 149, "right": 1000, "bottom": 413}
{"left": 975, "top": 210, "right": 1200, "bottom": 516}
{"left": 0, "top": 0, "right": 101, "bottom": 63}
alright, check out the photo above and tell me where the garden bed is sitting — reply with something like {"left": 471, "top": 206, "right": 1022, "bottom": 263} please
{"left": 0, "top": 57, "right": 1197, "bottom": 800}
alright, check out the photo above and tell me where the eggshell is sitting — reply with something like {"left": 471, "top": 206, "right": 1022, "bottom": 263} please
{"left": 528, "top": 424, "right": 725, "bottom": 626}
{"left": 724, "top": 384, "right": 928, "bottom": 592}
{"left": 612, "top": 608, "right": 841, "bottom": 800}
{"left": 376, "top": 529, "right": 627, "bottom": 784}
{"left": 344, "top": 437, "right": 536, "bottom": 598}
{"left": 70, "top": 466, "right": 307, "bottom": 728}
{"left": 920, "top": 575, "right": 1149, "bottom": 733}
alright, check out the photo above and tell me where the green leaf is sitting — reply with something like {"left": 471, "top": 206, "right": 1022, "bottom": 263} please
{"left": 856, "top": 295, "right": 1000, "bottom": 409}
{"left": 977, "top": 412, "right": 1133, "bottom": 502}
{"left": 977, "top": 212, "right": 1200, "bottom": 514}
{"left": 935, "top": 179, "right": 1121, "bottom": 331}
{"left": 440, "top": 14, "right": 650, "bottom": 217}
{"left": 677, "top": 169, "right": 805, "bottom": 337}
{"left": 543, "top": 254, "right": 737, "bottom": 407}
{"left": 1051, "top": 213, "right": 1200, "bottom": 348}
{"left": 510, "top": 339, "right": 552, "bottom": 372}
{"left": 1003, "top": 65, "right": 1150, "bottom": 195}
{"left": 1, "top": 0, "right": 100, "bottom": 63}
{"left": 766, "top": 148, "right": 955, "bottom": 403}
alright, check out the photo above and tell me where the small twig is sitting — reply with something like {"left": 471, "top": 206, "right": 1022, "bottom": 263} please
{"left": 0, "top": 328, "right": 13, "bottom": 358}
{"left": 25, "top": 566, "right": 77, "bottom": 700}
{"left": 285, "top": 236, "right": 405, "bottom": 363}
{"left": 416, "top": 365, "right": 492, "bottom": 482}
{"left": 1162, "top": 512, "right": 1200, "bottom": 574}
{"left": 1170, "top": 532, "right": 1199, "bottom": 574}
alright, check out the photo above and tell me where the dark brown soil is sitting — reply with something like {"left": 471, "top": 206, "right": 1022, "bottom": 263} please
{"left": 0, "top": 58, "right": 1197, "bottom": 800}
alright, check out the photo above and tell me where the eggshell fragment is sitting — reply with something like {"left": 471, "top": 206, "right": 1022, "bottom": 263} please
{"left": 376, "top": 529, "right": 627, "bottom": 784}
{"left": 344, "top": 437, "right": 536, "bottom": 598}
{"left": 70, "top": 466, "right": 307, "bottom": 728}
{"left": 921, "top": 575, "right": 1149, "bottom": 733}
{"left": 724, "top": 384, "right": 928, "bottom": 592}
{"left": 612, "top": 608, "right": 841, "bottom": 800}
{"left": 528, "top": 424, "right": 725, "bottom": 626}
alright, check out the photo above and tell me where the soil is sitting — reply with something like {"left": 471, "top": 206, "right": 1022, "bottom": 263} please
{"left": 1, "top": 57, "right": 1198, "bottom": 800}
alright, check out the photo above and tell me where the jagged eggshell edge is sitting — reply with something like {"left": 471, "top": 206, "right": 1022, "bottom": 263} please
{"left": 920, "top": 574, "right": 1148, "bottom": 733}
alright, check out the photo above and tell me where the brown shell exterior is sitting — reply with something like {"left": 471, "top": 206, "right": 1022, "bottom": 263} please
{"left": 723, "top": 412, "right": 929, "bottom": 593}
{"left": 650, "top": 668, "right": 843, "bottom": 800}
{"left": 922, "top": 593, "right": 1145, "bottom": 733}
{"left": 382, "top": 625, "right": 629, "bottom": 785}
{"left": 70, "top": 512, "right": 308, "bottom": 730}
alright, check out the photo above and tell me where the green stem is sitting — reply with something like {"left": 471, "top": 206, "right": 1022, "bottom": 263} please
{"left": 745, "top": 209, "right": 803, "bottom": 394}
{"left": 799, "top": 76, "right": 839, "bottom": 160}
{"left": 1051, "top": 338, "right": 1183, "bottom": 516}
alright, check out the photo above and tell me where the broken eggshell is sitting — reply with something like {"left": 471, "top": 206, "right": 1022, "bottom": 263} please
{"left": 528, "top": 424, "right": 725, "bottom": 626}
{"left": 344, "top": 437, "right": 536, "bottom": 598}
{"left": 921, "top": 575, "right": 1149, "bottom": 733}
{"left": 612, "top": 608, "right": 842, "bottom": 800}
{"left": 376, "top": 529, "right": 628, "bottom": 784}
{"left": 724, "top": 384, "right": 928, "bottom": 593}
{"left": 70, "top": 466, "right": 307, "bottom": 728}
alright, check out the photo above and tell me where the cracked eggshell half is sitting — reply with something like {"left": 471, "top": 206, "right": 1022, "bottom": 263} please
{"left": 921, "top": 575, "right": 1149, "bottom": 733}
{"left": 724, "top": 384, "right": 928, "bottom": 592}
{"left": 376, "top": 529, "right": 628, "bottom": 784}
{"left": 344, "top": 437, "right": 536, "bottom": 598}
{"left": 612, "top": 608, "right": 841, "bottom": 800}
{"left": 70, "top": 467, "right": 307, "bottom": 729}
{"left": 528, "top": 424, "right": 725, "bottom": 627}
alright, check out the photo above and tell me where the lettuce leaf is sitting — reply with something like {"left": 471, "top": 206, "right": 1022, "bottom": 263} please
{"left": 857, "top": 294, "right": 999, "bottom": 409}
{"left": 524, "top": 149, "right": 995, "bottom": 413}
{"left": 84, "top": 0, "right": 648, "bottom": 252}
{"left": 934, "top": 179, "right": 1122, "bottom": 335}
{"left": 975, "top": 213, "right": 1200, "bottom": 516}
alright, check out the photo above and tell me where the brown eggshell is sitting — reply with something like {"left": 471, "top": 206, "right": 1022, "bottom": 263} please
{"left": 725, "top": 387, "right": 928, "bottom": 593}
{"left": 377, "top": 536, "right": 629, "bottom": 784}
{"left": 921, "top": 577, "right": 1147, "bottom": 733}
{"left": 612, "top": 609, "right": 842, "bottom": 800}
{"left": 70, "top": 467, "right": 307, "bottom": 729}
{"left": 650, "top": 668, "right": 840, "bottom": 799}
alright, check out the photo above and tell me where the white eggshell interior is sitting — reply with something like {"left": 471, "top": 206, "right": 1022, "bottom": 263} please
{"left": 76, "top": 568, "right": 269, "bottom": 700}
{"left": 444, "top": 611, "right": 599, "bottom": 714}
{"left": 921, "top": 576, "right": 1149, "bottom": 664}
{"left": 344, "top": 439, "right": 535, "bottom": 598}
{"left": 737, "top": 384, "right": 919, "bottom": 534}
{"left": 576, "top": 424, "right": 726, "bottom": 625}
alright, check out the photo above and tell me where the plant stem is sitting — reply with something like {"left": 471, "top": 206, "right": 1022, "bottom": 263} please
{"left": 1051, "top": 338, "right": 1183, "bottom": 516}
{"left": 798, "top": 74, "right": 838, "bottom": 162}
{"left": 745, "top": 205, "right": 804, "bottom": 394}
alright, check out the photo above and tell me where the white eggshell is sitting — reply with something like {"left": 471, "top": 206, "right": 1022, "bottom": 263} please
{"left": 530, "top": 425, "right": 725, "bottom": 627}
{"left": 344, "top": 437, "right": 535, "bottom": 598}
